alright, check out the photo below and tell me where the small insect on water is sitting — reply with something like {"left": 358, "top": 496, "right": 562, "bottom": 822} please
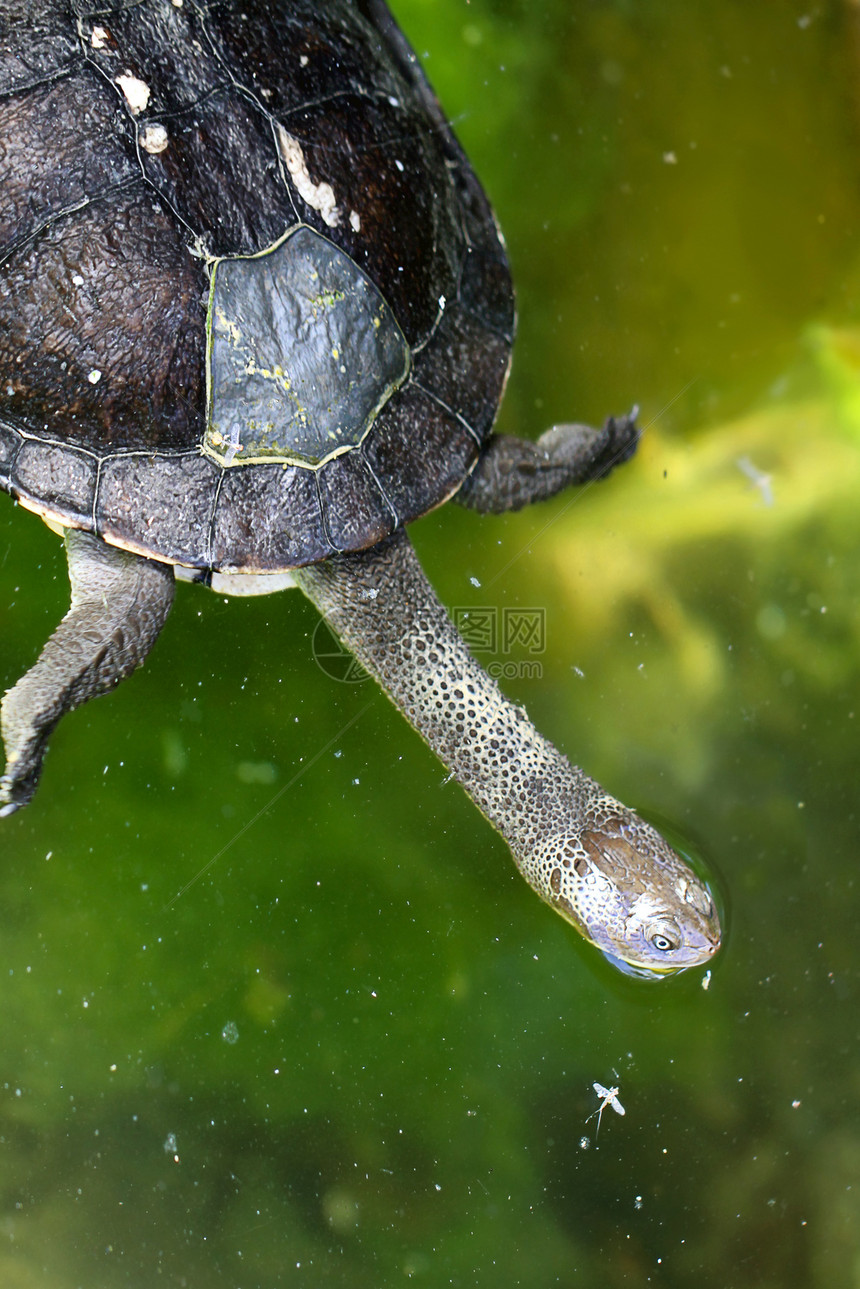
{"left": 587, "top": 1082, "right": 626, "bottom": 1136}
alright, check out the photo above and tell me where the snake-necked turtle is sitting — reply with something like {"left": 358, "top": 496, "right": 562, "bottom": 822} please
{"left": 0, "top": 0, "right": 720, "bottom": 975}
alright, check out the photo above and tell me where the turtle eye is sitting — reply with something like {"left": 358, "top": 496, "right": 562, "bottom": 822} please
{"left": 646, "top": 923, "right": 681, "bottom": 953}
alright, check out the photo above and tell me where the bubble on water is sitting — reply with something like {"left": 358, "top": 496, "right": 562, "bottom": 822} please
{"left": 221, "top": 1020, "right": 240, "bottom": 1045}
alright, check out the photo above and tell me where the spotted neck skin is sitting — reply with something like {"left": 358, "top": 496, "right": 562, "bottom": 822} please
{"left": 295, "top": 530, "right": 720, "bottom": 977}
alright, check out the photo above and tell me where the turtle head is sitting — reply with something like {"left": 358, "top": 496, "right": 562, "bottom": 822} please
{"left": 536, "top": 808, "right": 722, "bottom": 979}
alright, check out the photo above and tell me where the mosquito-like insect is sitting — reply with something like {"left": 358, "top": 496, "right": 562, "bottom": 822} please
{"left": 586, "top": 1081, "right": 626, "bottom": 1136}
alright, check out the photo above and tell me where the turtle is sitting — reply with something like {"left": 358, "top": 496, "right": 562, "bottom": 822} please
{"left": 0, "top": 0, "right": 720, "bottom": 976}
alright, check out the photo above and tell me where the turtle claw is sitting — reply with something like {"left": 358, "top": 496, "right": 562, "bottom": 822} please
{"left": 0, "top": 701, "right": 51, "bottom": 818}
{"left": 0, "top": 792, "right": 26, "bottom": 818}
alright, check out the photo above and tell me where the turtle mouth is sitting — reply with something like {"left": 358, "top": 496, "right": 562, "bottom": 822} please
{"left": 600, "top": 950, "right": 702, "bottom": 981}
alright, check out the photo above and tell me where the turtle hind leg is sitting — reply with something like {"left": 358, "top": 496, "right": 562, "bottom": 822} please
{"left": 455, "top": 410, "right": 639, "bottom": 514}
{"left": 0, "top": 529, "right": 175, "bottom": 816}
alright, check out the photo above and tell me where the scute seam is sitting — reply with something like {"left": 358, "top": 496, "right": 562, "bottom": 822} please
{"left": 410, "top": 380, "right": 483, "bottom": 448}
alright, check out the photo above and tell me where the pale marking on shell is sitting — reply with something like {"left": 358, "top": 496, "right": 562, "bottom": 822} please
{"left": 115, "top": 72, "right": 151, "bottom": 115}
{"left": 349, "top": 210, "right": 361, "bottom": 232}
{"left": 276, "top": 124, "right": 340, "bottom": 227}
{"left": 90, "top": 25, "right": 109, "bottom": 49}
{"left": 140, "top": 123, "right": 169, "bottom": 155}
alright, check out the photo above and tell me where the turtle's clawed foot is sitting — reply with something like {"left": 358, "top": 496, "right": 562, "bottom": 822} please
{"left": 456, "top": 408, "right": 640, "bottom": 514}
{"left": 0, "top": 682, "right": 52, "bottom": 816}
{"left": 0, "top": 530, "right": 175, "bottom": 818}
{"left": 535, "top": 408, "right": 640, "bottom": 479}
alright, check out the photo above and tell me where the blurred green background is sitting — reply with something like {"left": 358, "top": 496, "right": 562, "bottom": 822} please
{"left": 2, "top": 0, "right": 860, "bottom": 1285}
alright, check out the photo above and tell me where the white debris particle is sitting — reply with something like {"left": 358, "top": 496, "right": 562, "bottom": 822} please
{"left": 90, "top": 25, "right": 109, "bottom": 49}
{"left": 276, "top": 125, "right": 340, "bottom": 227}
{"left": 439, "top": 294, "right": 446, "bottom": 310}
{"left": 663, "top": 150, "right": 678, "bottom": 165}
{"left": 469, "top": 576, "right": 481, "bottom": 588}
{"left": 115, "top": 72, "right": 151, "bottom": 114}
{"left": 300, "top": 54, "right": 309, "bottom": 67}
{"left": 140, "top": 123, "right": 169, "bottom": 155}
{"left": 72, "top": 274, "right": 84, "bottom": 286}
{"left": 737, "top": 455, "right": 774, "bottom": 506}
{"left": 349, "top": 209, "right": 361, "bottom": 232}
{"left": 394, "top": 158, "right": 405, "bottom": 172}
{"left": 87, "top": 369, "right": 102, "bottom": 385}
{"left": 792, "top": 1099, "right": 802, "bottom": 1109}
{"left": 701, "top": 969, "right": 712, "bottom": 991}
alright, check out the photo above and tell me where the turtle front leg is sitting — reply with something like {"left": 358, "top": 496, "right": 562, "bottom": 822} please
{"left": 0, "top": 529, "right": 174, "bottom": 816}
{"left": 455, "top": 411, "right": 639, "bottom": 514}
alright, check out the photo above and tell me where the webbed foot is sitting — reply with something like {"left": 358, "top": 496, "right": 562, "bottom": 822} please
{"left": 455, "top": 409, "right": 640, "bottom": 513}
{"left": 1, "top": 530, "right": 175, "bottom": 815}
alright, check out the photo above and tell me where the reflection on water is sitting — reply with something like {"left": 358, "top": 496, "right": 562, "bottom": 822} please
{"left": 1, "top": 1, "right": 859, "bottom": 1285}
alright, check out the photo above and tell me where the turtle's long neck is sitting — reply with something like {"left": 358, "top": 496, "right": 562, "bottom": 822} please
{"left": 294, "top": 529, "right": 720, "bottom": 971}
{"left": 296, "top": 529, "right": 587, "bottom": 855}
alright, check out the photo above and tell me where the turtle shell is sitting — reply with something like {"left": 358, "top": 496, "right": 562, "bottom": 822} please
{"left": 0, "top": 0, "right": 514, "bottom": 572}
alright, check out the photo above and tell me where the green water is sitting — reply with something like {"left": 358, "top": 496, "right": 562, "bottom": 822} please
{"left": 2, "top": 1, "right": 860, "bottom": 1285}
